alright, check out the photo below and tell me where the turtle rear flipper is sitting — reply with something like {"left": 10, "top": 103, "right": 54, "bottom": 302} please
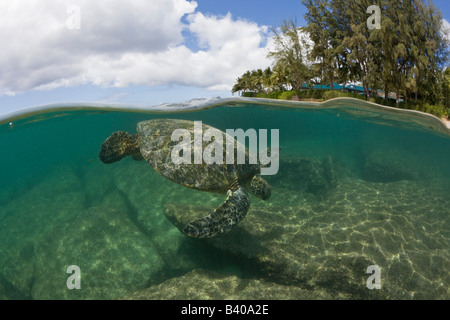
{"left": 183, "top": 183, "right": 250, "bottom": 238}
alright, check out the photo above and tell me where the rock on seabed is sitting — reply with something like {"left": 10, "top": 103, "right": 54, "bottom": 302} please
{"left": 164, "top": 178, "right": 449, "bottom": 299}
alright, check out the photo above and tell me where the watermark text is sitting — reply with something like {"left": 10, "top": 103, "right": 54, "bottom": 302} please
{"left": 170, "top": 121, "right": 279, "bottom": 175}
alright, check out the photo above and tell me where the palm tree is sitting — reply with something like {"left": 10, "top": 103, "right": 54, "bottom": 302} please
{"left": 261, "top": 67, "right": 274, "bottom": 93}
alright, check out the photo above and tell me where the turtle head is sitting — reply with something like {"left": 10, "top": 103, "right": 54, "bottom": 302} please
{"left": 99, "top": 131, "right": 140, "bottom": 164}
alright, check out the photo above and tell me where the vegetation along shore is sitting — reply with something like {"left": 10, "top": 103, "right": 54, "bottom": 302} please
{"left": 232, "top": 0, "right": 450, "bottom": 120}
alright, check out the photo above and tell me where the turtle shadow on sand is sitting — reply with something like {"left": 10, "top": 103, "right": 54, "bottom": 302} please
{"left": 163, "top": 202, "right": 279, "bottom": 278}
{"left": 164, "top": 203, "right": 269, "bottom": 252}
{"left": 99, "top": 119, "right": 275, "bottom": 239}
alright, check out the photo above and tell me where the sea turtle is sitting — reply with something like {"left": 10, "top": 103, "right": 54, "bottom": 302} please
{"left": 98, "top": 119, "right": 272, "bottom": 238}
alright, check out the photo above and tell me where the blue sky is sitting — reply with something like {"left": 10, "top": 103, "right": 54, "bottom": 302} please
{"left": 0, "top": 0, "right": 448, "bottom": 116}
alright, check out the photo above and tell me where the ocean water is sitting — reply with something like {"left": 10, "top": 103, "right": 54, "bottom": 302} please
{"left": 0, "top": 97, "right": 448, "bottom": 300}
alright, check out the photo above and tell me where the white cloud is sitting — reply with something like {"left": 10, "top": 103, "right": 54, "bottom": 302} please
{"left": 0, "top": 0, "right": 273, "bottom": 96}
{"left": 442, "top": 19, "right": 450, "bottom": 42}
{"left": 187, "top": 12, "right": 268, "bottom": 51}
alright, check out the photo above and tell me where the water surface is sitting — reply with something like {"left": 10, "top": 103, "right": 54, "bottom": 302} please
{"left": 0, "top": 98, "right": 448, "bottom": 299}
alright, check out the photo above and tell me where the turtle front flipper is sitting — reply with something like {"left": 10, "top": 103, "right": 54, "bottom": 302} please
{"left": 183, "top": 183, "right": 250, "bottom": 238}
{"left": 99, "top": 131, "right": 141, "bottom": 164}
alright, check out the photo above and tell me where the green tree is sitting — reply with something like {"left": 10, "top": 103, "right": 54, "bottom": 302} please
{"left": 303, "top": 0, "right": 344, "bottom": 89}
{"left": 443, "top": 68, "right": 450, "bottom": 110}
{"left": 232, "top": 68, "right": 278, "bottom": 95}
{"left": 417, "top": 1, "right": 449, "bottom": 104}
{"left": 268, "top": 19, "right": 312, "bottom": 91}
{"left": 233, "top": 0, "right": 448, "bottom": 112}
{"left": 369, "top": 0, "right": 448, "bottom": 105}
{"left": 270, "top": 63, "right": 289, "bottom": 91}
{"left": 232, "top": 71, "right": 251, "bottom": 94}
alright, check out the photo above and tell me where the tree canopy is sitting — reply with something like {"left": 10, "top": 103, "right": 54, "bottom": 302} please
{"left": 232, "top": 0, "right": 449, "bottom": 111}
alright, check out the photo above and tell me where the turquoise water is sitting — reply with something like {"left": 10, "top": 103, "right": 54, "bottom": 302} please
{"left": 0, "top": 98, "right": 449, "bottom": 299}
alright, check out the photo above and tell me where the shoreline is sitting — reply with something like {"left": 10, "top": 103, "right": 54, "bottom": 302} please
{"left": 291, "top": 97, "right": 450, "bottom": 129}
{"left": 251, "top": 91, "right": 449, "bottom": 122}
{"left": 1, "top": 97, "right": 448, "bottom": 137}
{"left": 443, "top": 118, "right": 450, "bottom": 129}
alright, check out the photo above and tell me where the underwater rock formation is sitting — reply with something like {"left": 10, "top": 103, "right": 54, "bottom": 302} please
{"left": 0, "top": 167, "right": 86, "bottom": 298}
{"left": 164, "top": 179, "right": 449, "bottom": 299}
{"left": 265, "top": 156, "right": 342, "bottom": 198}
{"left": 0, "top": 274, "right": 24, "bottom": 299}
{"left": 31, "top": 192, "right": 165, "bottom": 299}
{"left": 1, "top": 151, "right": 447, "bottom": 300}
{"left": 121, "top": 269, "right": 347, "bottom": 300}
{"left": 110, "top": 160, "right": 222, "bottom": 274}
{"left": 362, "top": 149, "right": 419, "bottom": 182}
